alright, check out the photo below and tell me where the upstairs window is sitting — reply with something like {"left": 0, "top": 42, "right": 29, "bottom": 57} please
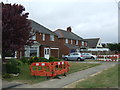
{"left": 76, "top": 40, "right": 78, "bottom": 45}
{"left": 31, "top": 35, "right": 36, "bottom": 40}
{"left": 71, "top": 39, "right": 73, "bottom": 44}
{"left": 42, "top": 34, "right": 45, "bottom": 41}
{"left": 50, "top": 35, "right": 54, "bottom": 41}
{"left": 86, "top": 42, "right": 88, "bottom": 46}
{"left": 65, "top": 39, "right": 68, "bottom": 43}
{"left": 82, "top": 41, "right": 84, "bottom": 46}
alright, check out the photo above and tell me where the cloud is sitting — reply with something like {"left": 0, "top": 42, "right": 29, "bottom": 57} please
{"left": 3, "top": 0, "right": 118, "bottom": 43}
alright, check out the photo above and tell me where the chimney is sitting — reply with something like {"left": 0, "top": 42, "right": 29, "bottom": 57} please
{"left": 67, "top": 26, "right": 72, "bottom": 32}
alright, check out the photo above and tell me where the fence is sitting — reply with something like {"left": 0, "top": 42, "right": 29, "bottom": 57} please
{"left": 30, "top": 61, "right": 70, "bottom": 77}
{"left": 97, "top": 54, "right": 119, "bottom": 62}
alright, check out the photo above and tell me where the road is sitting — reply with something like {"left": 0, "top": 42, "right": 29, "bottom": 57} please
{"left": 12, "top": 62, "right": 118, "bottom": 88}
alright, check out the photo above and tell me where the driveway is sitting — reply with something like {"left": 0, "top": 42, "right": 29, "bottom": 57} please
{"left": 12, "top": 62, "right": 118, "bottom": 88}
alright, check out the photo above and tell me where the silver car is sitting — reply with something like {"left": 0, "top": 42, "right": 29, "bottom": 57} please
{"left": 81, "top": 53, "right": 97, "bottom": 59}
{"left": 63, "top": 52, "right": 85, "bottom": 61}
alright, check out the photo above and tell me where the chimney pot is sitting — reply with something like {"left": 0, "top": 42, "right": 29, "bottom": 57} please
{"left": 67, "top": 26, "right": 72, "bottom": 32}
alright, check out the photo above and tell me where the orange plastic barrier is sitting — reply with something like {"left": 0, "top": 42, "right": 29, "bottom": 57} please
{"left": 30, "top": 62, "right": 52, "bottom": 76}
{"left": 30, "top": 61, "right": 70, "bottom": 77}
{"left": 52, "top": 61, "right": 70, "bottom": 77}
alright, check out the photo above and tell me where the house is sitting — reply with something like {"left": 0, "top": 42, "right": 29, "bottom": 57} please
{"left": 84, "top": 38, "right": 109, "bottom": 51}
{"left": 22, "top": 19, "right": 60, "bottom": 59}
{"left": 54, "top": 27, "right": 87, "bottom": 58}
{"left": 84, "top": 38, "right": 102, "bottom": 48}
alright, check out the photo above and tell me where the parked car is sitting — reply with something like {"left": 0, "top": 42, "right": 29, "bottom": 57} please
{"left": 63, "top": 52, "right": 85, "bottom": 61}
{"left": 81, "top": 53, "right": 97, "bottom": 59}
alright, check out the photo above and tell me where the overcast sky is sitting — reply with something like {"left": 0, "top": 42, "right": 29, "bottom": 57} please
{"left": 2, "top": 0, "right": 119, "bottom": 43}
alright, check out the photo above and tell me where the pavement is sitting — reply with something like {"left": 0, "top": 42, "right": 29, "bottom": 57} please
{"left": 10, "top": 62, "right": 118, "bottom": 88}
{"left": 2, "top": 80, "right": 24, "bottom": 89}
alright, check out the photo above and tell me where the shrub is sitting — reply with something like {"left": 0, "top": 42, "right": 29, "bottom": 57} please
{"left": 38, "top": 57, "right": 49, "bottom": 62}
{"left": 6, "top": 59, "right": 21, "bottom": 74}
{"left": 28, "top": 56, "right": 38, "bottom": 64}
{"left": 20, "top": 57, "right": 28, "bottom": 63}
{"left": 49, "top": 56, "right": 61, "bottom": 62}
{"left": 28, "top": 56, "right": 49, "bottom": 64}
{"left": 28, "top": 56, "right": 62, "bottom": 64}
{"left": 2, "top": 73, "right": 12, "bottom": 78}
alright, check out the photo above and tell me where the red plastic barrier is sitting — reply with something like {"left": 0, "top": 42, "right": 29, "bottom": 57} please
{"left": 30, "top": 61, "right": 70, "bottom": 77}
{"left": 30, "top": 62, "right": 52, "bottom": 76}
{"left": 52, "top": 61, "right": 70, "bottom": 77}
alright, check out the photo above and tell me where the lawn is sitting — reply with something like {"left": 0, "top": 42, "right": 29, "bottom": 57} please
{"left": 75, "top": 64, "right": 118, "bottom": 88}
{"left": 68, "top": 61, "right": 100, "bottom": 74}
{"left": 3, "top": 62, "right": 100, "bottom": 84}
{"left": 84, "top": 59, "right": 98, "bottom": 62}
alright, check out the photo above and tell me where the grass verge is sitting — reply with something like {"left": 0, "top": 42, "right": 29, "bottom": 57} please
{"left": 68, "top": 62, "right": 100, "bottom": 74}
{"left": 3, "top": 62, "right": 100, "bottom": 84}
{"left": 75, "top": 64, "right": 118, "bottom": 88}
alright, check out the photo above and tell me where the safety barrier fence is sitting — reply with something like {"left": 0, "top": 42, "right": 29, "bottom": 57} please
{"left": 30, "top": 61, "right": 70, "bottom": 77}
{"left": 97, "top": 55, "right": 120, "bottom": 62}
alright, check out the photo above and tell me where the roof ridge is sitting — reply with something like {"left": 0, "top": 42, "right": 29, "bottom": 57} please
{"left": 56, "top": 29, "right": 83, "bottom": 40}
{"left": 28, "top": 19, "right": 55, "bottom": 34}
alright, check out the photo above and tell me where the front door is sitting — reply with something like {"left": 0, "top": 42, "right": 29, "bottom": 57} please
{"left": 44, "top": 48, "right": 50, "bottom": 59}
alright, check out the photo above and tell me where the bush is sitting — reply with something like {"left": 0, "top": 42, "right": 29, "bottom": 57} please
{"left": 28, "top": 56, "right": 49, "bottom": 64}
{"left": 28, "top": 56, "right": 62, "bottom": 64}
{"left": 2, "top": 73, "right": 12, "bottom": 78}
{"left": 6, "top": 59, "right": 21, "bottom": 74}
{"left": 20, "top": 57, "right": 28, "bottom": 63}
{"left": 38, "top": 57, "right": 49, "bottom": 62}
{"left": 49, "top": 56, "right": 61, "bottom": 62}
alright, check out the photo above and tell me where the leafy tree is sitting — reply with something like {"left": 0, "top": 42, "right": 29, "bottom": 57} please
{"left": 107, "top": 43, "right": 120, "bottom": 53}
{"left": 2, "top": 3, "right": 33, "bottom": 60}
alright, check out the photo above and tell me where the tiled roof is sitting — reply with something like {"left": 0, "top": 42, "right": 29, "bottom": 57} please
{"left": 54, "top": 29, "right": 83, "bottom": 40}
{"left": 28, "top": 19, "right": 56, "bottom": 35}
{"left": 65, "top": 44, "right": 79, "bottom": 49}
{"left": 84, "top": 38, "right": 100, "bottom": 48}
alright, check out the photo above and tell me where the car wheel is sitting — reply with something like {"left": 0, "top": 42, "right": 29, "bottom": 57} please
{"left": 77, "top": 58, "right": 81, "bottom": 61}
{"left": 64, "top": 57, "right": 68, "bottom": 61}
{"left": 91, "top": 57, "right": 95, "bottom": 59}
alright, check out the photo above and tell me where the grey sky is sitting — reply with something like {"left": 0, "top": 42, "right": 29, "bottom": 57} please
{"left": 2, "top": 0, "right": 119, "bottom": 43}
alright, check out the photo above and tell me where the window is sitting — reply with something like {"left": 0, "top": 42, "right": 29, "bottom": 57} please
{"left": 42, "top": 34, "right": 45, "bottom": 41}
{"left": 86, "top": 42, "right": 88, "bottom": 46}
{"left": 65, "top": 39, "right": 68, "bottom": 43}
{"left": 82, "top": 41, "right": 84, "bottom": 46}
{"left": 73, "top": 52, "right": 79, "bottom": 55}
{"left": 31, "top": 35, "right": 36, "bottom": 40}
{"left": 50, "top": 35, "right": 54, "bottom": 41}
{"left": 30, "top": 47, "right": 37, "bottom": 57}
{"left": 71, "top": 39, "right": 73, "bottom": 44}
{"left": 76, "top": 40, "right": 78, "bottom": 45}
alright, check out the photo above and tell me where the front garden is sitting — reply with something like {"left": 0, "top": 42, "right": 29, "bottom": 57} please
{"left": 2, "top": 57, "right": 101, "bottom": 84}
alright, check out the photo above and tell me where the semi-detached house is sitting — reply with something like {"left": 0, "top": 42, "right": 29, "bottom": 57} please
{"left": 54, "top": 27, "right": 87, "bottom": 58}
{"left": 24, "top": 19, "right": 59, "bottom": 59}
{"left": 18, "top": 20, "right": 88, "bottom": 59}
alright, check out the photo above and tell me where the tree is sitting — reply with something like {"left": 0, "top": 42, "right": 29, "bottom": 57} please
{"left": 2, "top": 3, "right": 33, "bottom": 60}
{"left": 107, "top": 43, "right": 120, "bottom": 53}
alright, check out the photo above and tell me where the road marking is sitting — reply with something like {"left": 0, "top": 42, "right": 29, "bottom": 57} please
{"left": 90, "top": 71, "right": 102, "bottom": 77}
{"left": 63, "top": 78, "right": 85, "bottom": 88}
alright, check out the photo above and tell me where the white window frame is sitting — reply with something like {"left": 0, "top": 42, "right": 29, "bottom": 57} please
{"left": 65, "top": 39, "right": 68, "bottom": 44}
{"left": 25, "top": 46, "right": 39, "bottom": 57}
{"left": 42, "top": 34, "right": 45, "bottom": 41}
{"left": 82, "top": 41, "right": 84, "bottom": 46}
{"left": 71, "top": 39, "right": 73, "bottom": 44}
{"left": 86, "top": 42, "right": 88, "bottom": 46}
{"left": 50, "top": 35, "right": 54, "bottom": 41}
{"left": 31, "top": 35, "right": 36, "bottom": 40}
{"left": 76, "top": 40, "right": 78, "bottom": 45}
